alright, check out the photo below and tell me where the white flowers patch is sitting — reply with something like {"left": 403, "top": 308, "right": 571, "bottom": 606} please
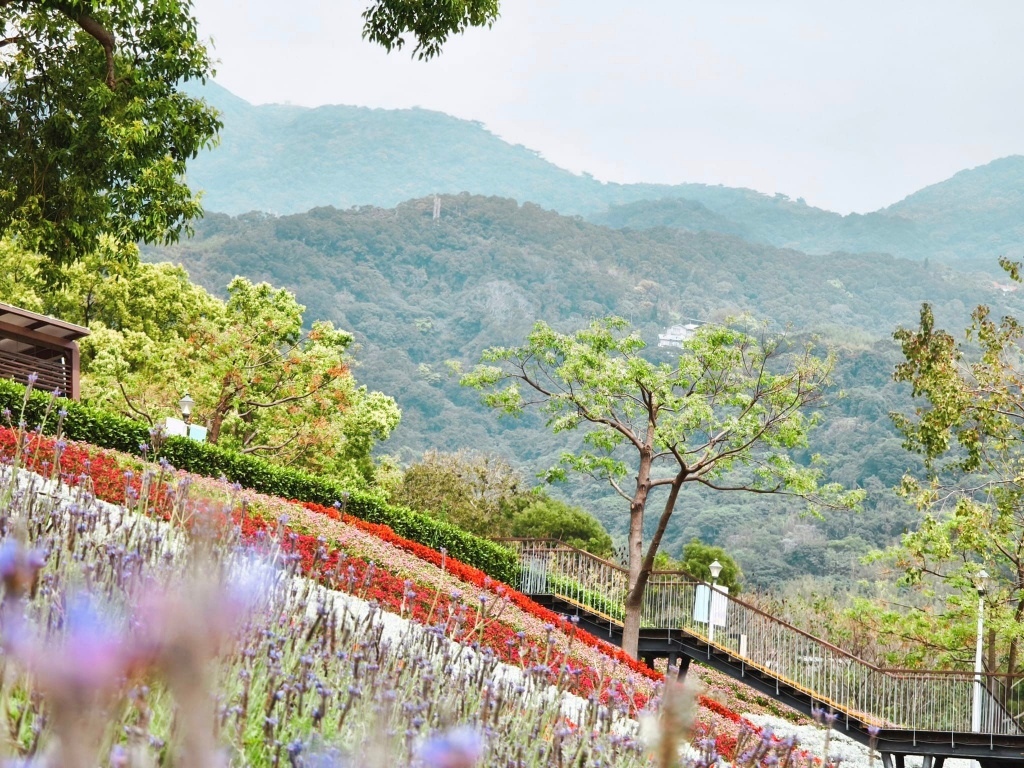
{"left": 743, "top": 713, "right": 980, "bottom": 768}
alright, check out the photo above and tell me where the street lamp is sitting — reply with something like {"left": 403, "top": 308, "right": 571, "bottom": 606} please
{"left": 178, "top": 393, "right": 194, "bottom": 425}
{"left": 972, "top": 569, "right": 989, "bottom": 733}
{"left": 708, "top": 559, "right": 723, "bottom": 645}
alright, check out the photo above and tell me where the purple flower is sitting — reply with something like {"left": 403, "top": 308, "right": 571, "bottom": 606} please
{"left": 417, "top": 726, "right": 483, "bottom": 768}
{"left": 26, "top": 372, "right": 38, "bottom": 385}
{"left": 6, "top": 595, "right": 133, "bottom": 695}
{"left": 0, "top": 539, "right": 46, "bottom": 596}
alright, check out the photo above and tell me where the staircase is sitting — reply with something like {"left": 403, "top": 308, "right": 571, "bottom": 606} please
{"left": 503, "top": 539, "right": 1024, "bottom": 767}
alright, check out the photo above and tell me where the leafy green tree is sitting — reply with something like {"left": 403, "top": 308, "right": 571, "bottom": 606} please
{"left": 509, "top": 496, "right": 614, "bottom": 558}
{"left": 875, "top": 260, "right": 1024, "bottom": 680}
{"left": 394, "top": 450, "right": 525, "bottom": 536}
{"left": 0, "top": 240, "right": 46, "bottom": 311}
{"left": 362, "top": 0, "right": 500, "bottom": 60}
{"left": 462, "top": 316, "right": 856, "bottom": 657}
{"left": 0, "top": 0, "right": 221, "bottom": 279}
{"left": 40, "top": 263, "right": 395, "bottom": 489}
{"left": 680, "top": 538, "right": 743, "bottom": 593}
{"left": 44, "top": 244, "right": 221, "bottom": 338}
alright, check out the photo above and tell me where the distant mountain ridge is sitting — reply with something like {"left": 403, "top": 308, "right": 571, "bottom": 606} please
{"left": 186, "top": 81, "right": 1024, "bottom": 265}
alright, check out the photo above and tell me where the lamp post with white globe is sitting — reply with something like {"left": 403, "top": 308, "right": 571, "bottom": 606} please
{"left": 178, "top": 392, "right": 194, "bottom": 425}
{"left": 708, "top": 559, "right": 723, "bottom": 646}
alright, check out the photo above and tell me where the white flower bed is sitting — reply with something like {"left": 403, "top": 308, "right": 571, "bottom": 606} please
{"left": 743, "top": 713, "right": 979, "bottom": 768}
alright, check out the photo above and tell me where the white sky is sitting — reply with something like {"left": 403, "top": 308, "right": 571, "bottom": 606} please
{"left": 193, "top": 0, "right": 1024, "bottom": 214}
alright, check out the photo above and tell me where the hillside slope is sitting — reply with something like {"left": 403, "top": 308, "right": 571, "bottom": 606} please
{"left": 151, "top": 195, "right": 1024, "bottom": 586}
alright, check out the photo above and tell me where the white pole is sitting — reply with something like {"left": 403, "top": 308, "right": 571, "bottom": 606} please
{"left": 709, "top": 578, "right": 718, "bottom": 646}
{"left": 972, "top": 591, "right": 985, "bottom": 732}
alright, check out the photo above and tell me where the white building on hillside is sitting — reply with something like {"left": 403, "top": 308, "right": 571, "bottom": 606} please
{"left": 658, "top": 323, "right": 701, "bottom": 348}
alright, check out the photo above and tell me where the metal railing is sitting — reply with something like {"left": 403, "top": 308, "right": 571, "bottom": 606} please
{"left": 503, "top": 539, "right": 1024, "bottom": 735}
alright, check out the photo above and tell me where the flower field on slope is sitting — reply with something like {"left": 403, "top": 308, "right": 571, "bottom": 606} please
{"left": 0, "top": 422, "right": 814, "bottom": 764}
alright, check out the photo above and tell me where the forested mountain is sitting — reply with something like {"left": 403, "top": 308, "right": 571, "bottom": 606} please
{"left": 151, "top": 195, "right": 1024, "bottom": 587}
{"left": 186, "top": 82, "right": 1024, "bottom": 266}
{"left": 591, "top": 157, "right": 1024, "bottom": 265}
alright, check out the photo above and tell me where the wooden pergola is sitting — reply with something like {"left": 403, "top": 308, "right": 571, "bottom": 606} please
{"left": 0, "top": 303, "right": 89, "bottom": 400}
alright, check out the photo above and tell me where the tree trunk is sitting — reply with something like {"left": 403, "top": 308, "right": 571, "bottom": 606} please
{"left": 622, "top": 452, "right": 652, "bottom": 659}
{"left": 622, "top": 588, "right": 644, "bottom": 659}
{"left": 622, "top": 470, "right": 685, "bottom": 659}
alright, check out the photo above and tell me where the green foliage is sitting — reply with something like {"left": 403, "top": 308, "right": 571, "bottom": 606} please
{"left": 0, "top": 244, "right": 400, "bottom": 486}
{"left": 877, "top": 259, "right": 1024, "bottom": 673}
{"left": 0, "top": 379, "right": 518, "bottom": 584}
{"left": 463, "top": 312, "right": 857, "bottom": 655}
{"left": 394, "top": 450, "right": 613, "bottom": 556}
{"left": 0, "top": 0, "right": 221, "bottom": 279}
{"left": 510, "top": 496, "right": 614, "bottom": 558}
{"left": 680, "top": 539, "right": 743, "bottom": 593}
{"left": 362, "top": 0, "right": 500, "bottom": 60}
{"left": 463, "top": 315, "right": 851, "bottom": 507}
{"left": 394, "top": 450, "right": 526, "bottom": 536}
{"left": 0, "top": 241, "right": 46, "bottom": 311}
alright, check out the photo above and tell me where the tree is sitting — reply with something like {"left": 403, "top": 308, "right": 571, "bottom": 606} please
{"left": 362, "top": 0, "right": 500, "bottom": 60}
{"left": 462, "top": 316, "right": 855, "bottom": 657}
{"left": 394, "top": 450, "right": 525, "bottom": 536}
{"left": 0, "top": 240, "right": 46, "bottom": 311}
{"left": 681, "top": 538, "right": 743, "bottom": 593}
{"left": 878, "top": 261, "right": 1024, "bottom": 680}
{"left": 0, "top": 245, "right": 399, "bottom": 486}
{"left": 509, "top": 496, "right": 614, "bottom": 558}
{"left": 0, "top": 0, "right": 221, "bottom": 279}
{"left": 394, "top": 450, "right": 614, "bottom": 553}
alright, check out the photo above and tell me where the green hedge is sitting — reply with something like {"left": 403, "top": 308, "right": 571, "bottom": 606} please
{"left": 0, "top": 379, "right": 520, "bottom": 583}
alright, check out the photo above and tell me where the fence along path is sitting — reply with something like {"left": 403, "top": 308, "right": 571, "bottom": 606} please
{"left": 504, "top": 539, "right": 1023, "bottom": 737}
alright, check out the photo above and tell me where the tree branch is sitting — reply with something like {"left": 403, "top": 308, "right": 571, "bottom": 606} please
{"left": 49, "top": 2, "right": 117, "bottom": 88}
{"left": 117, "top": 380, "right": 154, "bottom": 426}
{"left": 240, "top": 430, "right": 302, "bottom": 455}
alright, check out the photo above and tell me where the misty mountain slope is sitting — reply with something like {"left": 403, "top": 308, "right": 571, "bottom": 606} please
{"left": 593, "top": 156, "right": 1024, "bottom": 265}
{"left": 187, "top": 82, "right": 1023, "bottom": 266}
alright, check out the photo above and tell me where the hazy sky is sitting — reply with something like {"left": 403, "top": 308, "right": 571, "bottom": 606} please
{"left": 192, "top": 1, "right": 1024, "bottom": 214}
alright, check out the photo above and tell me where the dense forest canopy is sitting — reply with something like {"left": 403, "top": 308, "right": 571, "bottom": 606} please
{"left": 150, "top": 194, "right": 1024, "bottom": 588}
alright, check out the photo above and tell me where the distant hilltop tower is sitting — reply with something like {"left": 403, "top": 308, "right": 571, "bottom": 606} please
{"left": 433, "top": 194, "right": 441, "bottom": 221}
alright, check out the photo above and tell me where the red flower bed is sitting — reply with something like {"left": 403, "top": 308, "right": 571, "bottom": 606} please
{"left": 0, "top": 427, "right": 173, "bottom": 515}
{"left": 299, "top": 500, "right": 661, "bottom": 682}
{"left": 244, "top": 508, "right": 634, "bottom": 706}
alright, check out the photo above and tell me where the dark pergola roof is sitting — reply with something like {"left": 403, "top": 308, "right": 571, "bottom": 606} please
{"left": 0, "top": 302, "right": 89, "bottom": 399}
{"left": 0, "top": 303, "right": 89, "bottom": 347}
